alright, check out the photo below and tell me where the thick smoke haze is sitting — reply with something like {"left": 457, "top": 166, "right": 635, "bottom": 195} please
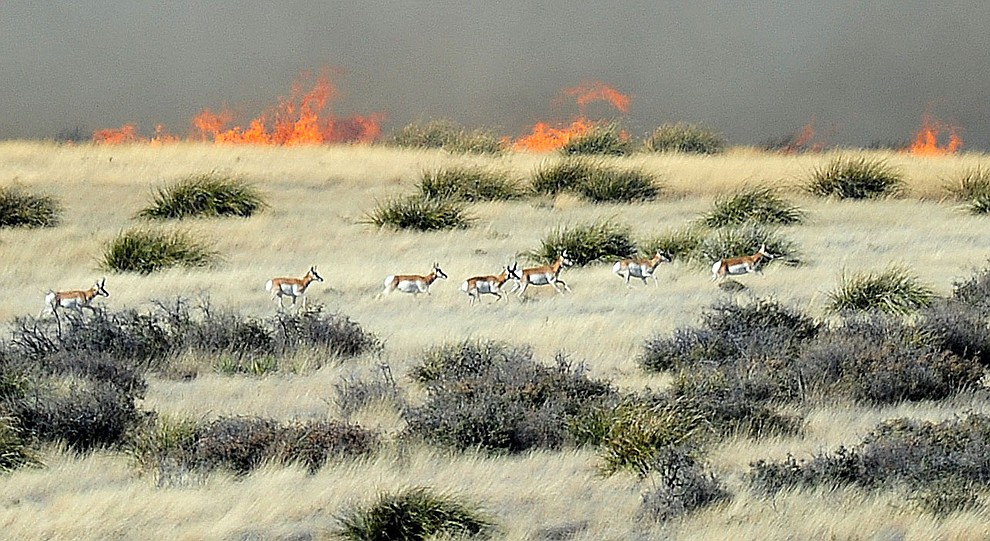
{"left": 2, "top": 1, "right": 988, "bottom": 149}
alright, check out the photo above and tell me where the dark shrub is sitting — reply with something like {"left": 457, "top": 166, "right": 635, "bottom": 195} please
{"left": 916, "top": 299, "right": 990, "bottom": 366}
{"left": 640, "top": 446, "right": 731, "bottom": 522}
{"left": 805, "top": 157, "right": 903, "bottom": 199}
{"left": 671, "top": 371, "right": 804, "bottom": 438}
{"left": 702, "top": 187, "right": 805, "bottom": 227}
{"left": 531, "top": 159, "right": 601, "bottom": 196}
{"left": 271, "top": 305, "right": 382, "bottom": 360}
{"left": 574, "top": 167, "right": 659, "bottom": 203}
{"left": 417, "top": 167, "right": 522, "bottom": 202}
{"left": 405, "top": 340, "right": 615, "bottom": 453}
{"left": 101, "top": 229, "right": 218, "bottom": 274}
{"left": 0, "top": 185, "right": 61, "bottom": 228}
{"left": 138, "top": 173, "right": 267, "bottom": 220}
{"left": 0, "top": 416, "right": 39, "bottom": 472}
{"left": 644, "top": 123, "right": 725, "bottom": 155}
{"left": 952, "top": 264, "right": 990, "bottom": 315}
{"left": 827, "top": 266, "right": 935, "bottom": 315}
{"left": 334, "top": 367, "right": 404, "bottom": 421}
{"left": 363, "top": 196, "right": 474, "bottom": 231}
{"left": 386, "top": 119, "right": 505, "bottom": 154}
{"left": 526, "top": 220, "right": 637, "bottom": 267}
{"left": 335, "top": 486, "right": 496, "bottom": 541}
{"left": 560, "top": 124, "right": 633, "bottom": 156}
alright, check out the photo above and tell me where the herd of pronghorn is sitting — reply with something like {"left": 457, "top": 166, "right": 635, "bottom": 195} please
{"left": 41, "top": 245, "right": 775, "bottom": 316}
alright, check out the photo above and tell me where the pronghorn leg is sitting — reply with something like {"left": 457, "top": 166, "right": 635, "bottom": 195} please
{"left": 492, "top": 292, "right": 502, "bottom": 303}
{"left": 516, "top": 282, "right": 528, "bottom": 298}
{"left": 556, "top": 280, "right": 571, "bottom": 293}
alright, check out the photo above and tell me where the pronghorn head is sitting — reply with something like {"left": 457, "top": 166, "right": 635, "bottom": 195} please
{"left": 95, "top": 277, "right": 109, "bottom": 297}
{"left": 506, "top": 262, "right": 521, "bottom": 281}
{"left": 655, "top": 250, "right": 673, "bottom": 264}
{"left": 757, "top": 244, "right": 775, "bottom": 260}
{"left": 433, "top": 262, "right": 448, "bottom": 280}
{"left": 308, "top": 266, "right": 324, "bottom": 282}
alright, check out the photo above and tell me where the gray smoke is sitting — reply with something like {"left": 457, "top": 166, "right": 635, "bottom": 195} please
{"left": 2, "top": 1, "right": 988, "bottom": 149}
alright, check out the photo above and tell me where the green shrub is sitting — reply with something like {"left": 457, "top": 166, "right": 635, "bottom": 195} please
{"left": 560, "top": 124, "right": 633, "bottom": 156}
{"left": 644, "top": 123, "right": 725, "bottom": 155}
{"left": 386, "top": 119, "right": 505, "bottom": 154}
{"left": 671, "top": 371, "right": 804, "bottom": 438}
{"left": 101, "top": 229, "right": 218, "bottom": 274}
{"left": 943, "top": 166, "right": 990, "bottom": 213}
{"left": 596, "top": 397, "right": 708, "bottom": 477}
{"left": 531, "top": 159, "right": 602, "bottom": 196}
{"left": 416, "top": 167, "right": 521, "bottom": 202}
{"left": 335, "top": 487, "right": 496, "bottom": 541}
{"left": 805, "top": 157, "right": 903, "bottom": 199}
{"left": 698, "top": 225, "right": 800, "bottom": 267}
{"left": 639, "top": 227, "right": 707, "bottom": 263}
{"left": 363, "top": 196, "right": 474, "bottom": 231}
{"left": 574, "top": 168, "right": 659, "bottom": 203}
{"left": 526, "top": 220, "right": 637, "bottom": 266}
{"left": 702, "top": 187, "right": 805, "bottom": 227}
{"left": 138, "top": 173, "right": 266, "bottom": 220}
{"left": 827, "top": 266, "right": 935, "bottom": 315}
{"left": 0, "top": 185, "right": 61, "bottom": 228}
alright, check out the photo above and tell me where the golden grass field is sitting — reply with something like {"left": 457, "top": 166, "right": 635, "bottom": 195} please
{"left": 2, "top": 141, "right": 990, "bottom": 539}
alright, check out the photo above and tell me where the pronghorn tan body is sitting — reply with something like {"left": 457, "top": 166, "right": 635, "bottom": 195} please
{"left": 382, "top": 263, "right": 447, "bottom": 296}
{"left": 613, "top": 251, "right": 672, "bottom": 287}
{"left": 511, "top": 251, "right": 573, "bottom": 297}
{"left": 711, "top": 244, "right": 774, "bottom": 281}
{"left": 460, "top": 263, "right": 521, "bottom": 304}
{"left": 44, "top": 278, "right": 109, "bottom": 316}
{"left": 265, "top": 266, "right": 323, "bottom": 309}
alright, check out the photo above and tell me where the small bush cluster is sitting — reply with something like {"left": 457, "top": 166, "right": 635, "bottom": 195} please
{"left": 643, "top": 123, "right": 726, "bottom": 155}
{"left": 640, "top": 446, "right": 731, "bottom": 522}
{"left": 0, "top": 416, "right": 39, "bottom": 472}
{"left": 560, "top": 124, "right": 634, "bottom": 156}
{"left": 334, "top": 365, "right": 403, "bottom": 421}
{"left": 827, "top": 266, "right": 935, "bottom": 315}
{"left": 805, "top": 157, "right": 904, "bottom": 199}
{"left": 404, "top": 340, "right": 615, "bottom": 453}
{"left": 531, "top": 159, "right": 660, "bottom": 203}
{"left": 749, "top": 414, "right": 990, "bottom": 515}
{"left": 101, "top": 229, "right": 218, "bottom": 274}
{"left": 138, "top": 173, "right": 267, "bottom": 220}
{"left": 952, "top": 263, "right": 990, "bottom": 315}
{"left": 416, "top": 167, "right": 522, "bottom": 202}
{"left": 364, "top": 196, "right": 474, "bottom": 231}
{"left": 526, "top": 220, "right": 637, "bottom": 267}
{"left": 386, "top": 119, "right": 505, "bottom": 154}
{"left": 702, "top": 187, "right": 805, "bottom": 228}
{"left": 335, "top": 487, "right": 496, "bottom": 541}
{"left": 944, "top": 166, "right": 990, "bottom": 215}
{"left": 130, "top": 415, "right": 378, "bottom": 477}
{"left": 0, "top": 185, "right": 62, "bottom": 228}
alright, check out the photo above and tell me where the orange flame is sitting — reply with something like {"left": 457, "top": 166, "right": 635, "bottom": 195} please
{"left": 514, "top": 81, "right": 629, "bottom": 152}
{"left": 95, "top": 70, "right": 381, "bottom": 146}
{"left": 906, "top": 112, "right": 961, "bottom": 156}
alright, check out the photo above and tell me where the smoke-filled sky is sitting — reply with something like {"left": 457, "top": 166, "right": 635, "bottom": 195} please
{"left": 3, "top": 1, "right": 989, "bottom": 149}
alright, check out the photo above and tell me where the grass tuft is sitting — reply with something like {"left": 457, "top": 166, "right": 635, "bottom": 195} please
{"left": 530, "top": 159, "right": 659, "bottom": 202}
{"left": 944, "top": 166, "right": 990, "bottom": 214}
{"left": 386, "top": 119, "right": 505, "bottom": 154}
{"left": 527, "top": 220, "right": 637, "bottom": 266}
{"left": 335, "top": 486, "right": 496, "bottom": 541}
{"left": 416, "top": 167, "right": 521, "bottom": 202}
{"left": 560, "top": 123, "right": 634, "bottom": 156}
{"left": 702, "top": 187, "right": 805, "bottom": 227}
{"left": 363, "top": 196, "right": 474, "bottom": 231}
{"left": 805, "top": 157, "right": 904, "bottom": 199}
{"left": 643, "top": 123, "right": 725, "bottom": 155}
{"left": 0, "top": 185, "right": 61, "bottom": 228}
{"left": 138, "top": 173, "right": 266, "bottom": 220}
{"left": 101, "top": 229, "right": 219, "bottom": 274}
{"left": 827, "top": 266, "right": 936, "bottom": 315}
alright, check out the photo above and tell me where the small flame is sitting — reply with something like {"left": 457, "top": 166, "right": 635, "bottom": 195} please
{"left": 514, "top": 81, "right": 629, "bottom": 152}
{"left": 93, "top": 124, "right": 138, "bottom": 144}
{"left": 906, "top": 112, "right": 961, "bottom": 156}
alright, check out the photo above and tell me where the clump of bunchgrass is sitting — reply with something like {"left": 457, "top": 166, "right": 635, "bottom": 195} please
{"left": 0, "top": 185, "right": 61, "bottom": 228}
{"left": 0, "top": 416, "right": 39, "bottom": 472}
{"left": 335, "top": 486, "right": 496, "bottom": 541}
{"left": 944, "top": 166, "right": 990, "bottom": 214}
{"left": 417, "top": 167, "right": 522, "bottom": 201}
{"left": 364, "top": 196, "right": 474, "bottom": 231}
{"left": 702, "top": 187, "right": 805, "bottom": 227}
{"left": 138, "top": 173, "right": 266, "bottom": 220}
{"left": 101, "top": 229, "right": 219, "bottom": 274}
{"left": 530, "top": 159, "right": 601, "bottom": 196}
{"left": 698, "top": 225, "right": 799, "bottom": 267}
{"left": 644, "top": 123, "right": 726, "bottom": 155}
{"left": 805, "top": 157, "right": 904, "bottom": 199}
{"left": 575, "top": 167, "right": 660, "bottom": 203}
{"left": 386, "top": 119, "right": 505, "bottom": 154}
{"left": 526, "top": 220, "right": 637, "bottom": 266}
{"left": 639, "top": 227, "right": 707, "bottom": 263}
{"left": 560, "top": 123, "right": 634, "bottom": 156}
{"left": 827, "top": 266, "right": 936, "bottom": 315}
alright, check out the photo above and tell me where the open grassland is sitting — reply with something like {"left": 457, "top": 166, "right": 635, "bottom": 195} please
{"left": 2, "top": 141, "right": 990, "bottom": 539}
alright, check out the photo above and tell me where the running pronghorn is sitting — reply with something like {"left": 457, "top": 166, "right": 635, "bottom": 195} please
{"left": 265, "top": 266, "right": 323, "bottom": 310}
{"left": 382, "top": 263, "right": 447, "bottom": 296}
{"left": 511, "top": 251, "right": 573, "bottom": 297}
{"left": 711, "top": 244, "right": 774, "bottom": 281}
{"left": 461, "top": 262, "right": 521, "bottom": 304}
{"left": 613, "top": 251, "right": 672, "bottom": 288}
{"left": 43, "top": 278, "right": 109, "bottom": 316}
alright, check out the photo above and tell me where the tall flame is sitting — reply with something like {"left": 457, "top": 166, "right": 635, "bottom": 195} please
{"left": 94, "top": 70, "right": 381, "bottom": 145}
{"left": 906, "top": 112, "right": 962, "bottom": 156}
{"left": 514, "top": 81, "right": 629, "bottom": 152}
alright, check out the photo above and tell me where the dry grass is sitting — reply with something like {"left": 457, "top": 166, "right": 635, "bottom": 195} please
{"left": 2, "top": 141, "right": 990, "bottom": 539}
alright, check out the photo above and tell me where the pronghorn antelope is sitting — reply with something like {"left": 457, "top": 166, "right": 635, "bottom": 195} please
{"left": 265, "top": 266, "right": 323, "bottom": 309}
{"left": 511, "top": 251, "right": 573, "bottom": 297}
{"left": 460, "top": 262, "right": 521, "bottom": 304}
{"left": 382, "top": 262, "right": 447, "bottom": 296}
{"left": 613, "top": 251, "right": 672, "bottom": 288}
{"left": 43, "top": 278, "right": 109, "bottom": 316}
{"left": 711, "top": 244, "right": 774, "bottom": 281}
